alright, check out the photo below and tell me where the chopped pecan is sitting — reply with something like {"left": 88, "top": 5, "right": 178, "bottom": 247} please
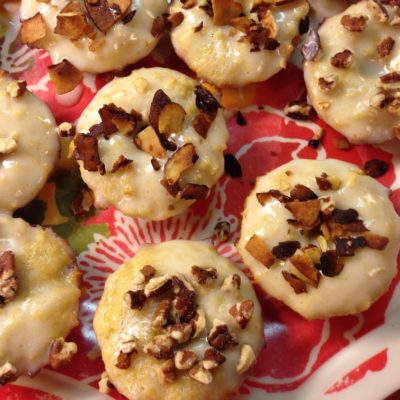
{"left": 152, "top": 299, "right": 171, "bottom": 328}
{"left": 318, "top": 75, "right": 336, "bottom": 92}
{"left": 110, "top": 155, "right": 132, "bottom": 173}
{"left": 340, "top": 14, "right": 368, "bottom": 32}
{"left": 229, "top": 300, "right": 254, "bottom": 329}
{"left": 220, "top": 274, "right": 241, "bottom": 291}
{"left": 143, "top": 334, "right": 174, "bottom": 360}
{"left": 189, "top": 362, "right": 213, "bottom": 384}
{"left": 156, "top": 359, "right": 176, "bottom": 384}
{"left": 213, "top": 221, "right": 231, "bottom": 242}
{"left": 50, "top": 338, "right": 78, "bottom": 369}
{"left": 48, "top": 59, "right": 83, "bottom": 95}
{"left": 378, "top": 71, "right": 400, "bottom": 87}
{"left": 166, "top": 322, "right": 193, "bottom": 344}
{"left": 190, "top": 308, "right": 206, "bottom": 338}
{"left": 203, "top": 348, "right": 226, "bottom": 370}
{"left": 377, "top": 37, "right": 395, "bottom": 58}
{"left": 212, "top": 0, "right": 242, "bottom": 26}
{"left": 245, "top": 234, "right": 275, "bottom": 268}
{"left": 0, "top": 138, "right": 17, "bottom": 155}
{"left": 98, "top": 103, "right": 139, "bottom": 136}
{"left": 175, "top": 350, "right": 197, "bottom": 371}
{"left": 367, "top": 0, "right": 389, "bottom": 22}
{"left": 207, "top": 320, "right": 238, "bottom": 351}
{"left": 272, "top": 241, "right": 301, "bottom": 259}
{"left": 181, "top": 183, "right": 209, "bottom": 200}
{"left": 144, "top": 275, "right": 172, "bottom": 297}
{"left": 149, "top": 89, "right": 186, "bottom": 135}
{"left": 0, "top": 251, "right": 17, "bottom": 305}
{"left": 70, "top": 187, "right": 94, "bottom": 216}
{"left": 290, "top": 184, "right": 317, "bottom": 201}
{"left": 284, "top": 100, "right": 312, "bottom": 120}
{"left": 285, "top": 199, "right": 321, "bottom": 229}
{"left": 135, "top": 125, "right": 166, "bottom": 158}
{"left": 0, "top": 362, "right": 16, "bottom": 386}
{"left": 164, "top": 144, "right": 198, "bottom": 185}
{"left": 171, "top": 287, "right": 197, "bottom": 323}
{"left": 320, "top": 196, "right": 335, "bottom": 218}
{"left": 6, "top": 80, "right": 27, "bottom": 98}
{"left": 331, "top": 50, "right": 353, "bottom": 68}
{"left": 362, "top": 159, "right": 388, "bottom": 178}
{"left": 124, "top": 289, "right": 146, "bottom": 310}
{"left": 282, "top": 270, "right": 307, "bottom": 294}
{"left": 236, "top": 344, "right": 256, "bottom": 375}
{"left": 334, "top": 237, "right": 367, "bottom": 256}
{"left": 290, "top": 251, "right": 320, "bottom": 288}
{"left": 191, "top": 266, "right": 217, "bottom": 285}
{"left": 224, "top": 153, "right": 242, "bottom": 178}
{"left": 172, "top": 274, "right": 194, "bottom": 294}
{"left": 132, "top": 265, "right": 156, "bottom": 285}
{"left": 318, "top": 250, "right": 344, "bottom": 277}
{"left": 364, "top": 233, "right": 389, "bottom": 250}
{"left": 73, "top": 133, "right": 105, "bottom": 175}
{"left": 301, "top": 28, "right": 321, "bottom": 61}
{"left": 20, "top": 13, "right": 46, "bottom": 46}
{"left": 115, "top": 338, "right": 137, "bottom": 369}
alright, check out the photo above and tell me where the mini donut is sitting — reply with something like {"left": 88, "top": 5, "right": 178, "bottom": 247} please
{"left": 74, "top": 67, "right": 228, "bottom": 221}
{"left": 303, "top": 0, "right": 400, "bottom": 144}
{"left": 19, "top": 0, "right": 168, "bottom": 74}
{"left": 237, "top": 159, "right": 400, "bottom": 320}
{"left": 169, "top": 0, "right": 310, "bottom": 87}
{"left": 94, "top": 240, "right": 264, "bottom": 400}
{"left": 0, "top": 215, "right": 81, "bottom": 384}
{"left": 0, "top": 72, "right": 59, "bottom": 213}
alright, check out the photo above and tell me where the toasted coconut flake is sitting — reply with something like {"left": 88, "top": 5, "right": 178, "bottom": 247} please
{"left": 73, "top": 133, "right": 105, "bottom": 175}
{"left": 364, "top": 233, "right": 389, "bottom": 250}
{"left": 301, "top": 28, "right": 321, "bottom": 61}
{"left": 245, "top": 234, "right": 275, "bottom": 268}
{"left": 212, "top": 0, "right": 243, "bottom": 26}
{"left": 290, "top": 184, "right": 317, "bottom": 201}
{"left": 377, "top": 36, "right": 395, "bottom": 58}
{"left": 229, "top": 300, "right": 254, "bottom": 329}
{"left": 256, "top": 189, "right": 290, "bottom": 206}
{"left": 282, "top": 270, "right": 307, "bottom": 294}
{"left": 164, "top": 143, "right": 198, "bottom": 185}
{"left": 318, "top": 250, "right": 344, "bottom": 277}
{"left": 290, "top": 251, "right": 320, "bottom": 287}
{"left": 331, "top": 50, "right": 353, "bottom": 68}
{"left": 20, "top": 13, "right": 46, "bottom": 46}
{"left": 111, "top": 155, "right": 132, "bottom": 173}
{"left": 99, "top": 103, "right": 139, "bottom": 136}
{"left": 50, "top": 338, "right": 78, "bottom": 369}
{"left": 340, "top": 14, "right": 368, "bottom": 32}
{"left": 285, "top": 199, "right": 321, "bottom": 229}
{"left": 181, "top": 183, "right": 209, "bottom": 200}
{"left": 48, "top": 59, "right": 83, "bottom": 95}
{"left": 135, "top": 125, "right": 166, "bottom": 159}
{"left": 272, "top": 241, "right": 301, "bottom": 259}
{"left": 84, "top": 0, "right": 130, "bottom": 32}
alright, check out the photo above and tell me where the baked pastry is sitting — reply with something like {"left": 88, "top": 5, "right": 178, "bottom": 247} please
{"left": 74, "top": 67, "right": 228, "bottom": 221}
{"left": 19, "top": 0, "right": 168, "bottom": 74}
{"left": 237, "top": 159, "right": 400, "bottom": 320}
{"left": 0, "top": 71, "right": 59, "bottom": 212}
{"left": 303, "top": 0, "right": 400, "bottom": 144}
{"left": 94, "top": 240, "right": 264, "bottom": 400}
{"left": 0, "top": 215, "right": 81, "bottom": 385}
{"left": 169, "top": 0, "right": 309, "bottom": 87}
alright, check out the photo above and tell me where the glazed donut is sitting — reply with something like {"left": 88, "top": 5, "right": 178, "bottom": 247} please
{"left": 74, "top": 67, "right": 228, "bottom": 221}
{"left": 0, "top": 72, "right": 59, "bottom": 212}
{"left": 0, "top": 215, "right": 81, "bottom": 384}
{"left": 94, "top": 240, "right": 264, "bottom": 400}
{"left": 303, "top": 0, "right": 400, "bottom": 143}
{"left": 237, "top": 159, "right": 400, "bottom": 320}
{"left": 169, "top": 0, "right": 309, "bottom": 87}
{"left": 19, "top": 0, "right": 168, "bottom": 73}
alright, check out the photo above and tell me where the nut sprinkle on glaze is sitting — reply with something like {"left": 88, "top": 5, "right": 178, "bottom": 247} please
{"left": 238, "top": 159, "right": 400, "bottom": 319}
{"left": 94, "top": 241, "right": 263, "bottom": 400}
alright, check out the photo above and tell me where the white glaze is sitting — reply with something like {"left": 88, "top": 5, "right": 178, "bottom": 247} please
{"left": 94, "top": 240, "right": 264, "bottom": 400}
{"left": 19, "top": 0, "right": 168, "bottom": 73}
{"left": 0, "top": 74, "right": 59, "bottom": 212}
{"left": 170, "top": 0, "right": 309, "bottom": 87}
{"left": 77, "top": 67, "right": 228, "bottom": 221}
{"left": 0, "top": 215, "right": 80, "bottom": 377}
{"left": 304, "top": 1, "right": 400, "bottom": 144}
{"left": 237, "top": 159, "right": 400, "bottom": 319}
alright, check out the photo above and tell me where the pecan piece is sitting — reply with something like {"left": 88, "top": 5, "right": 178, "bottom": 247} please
{"left": 74, "top": 133, "right": 105, "bottom": 174}
{"left": 331, "top": 50, "right": 353, "bottom": 68}
{"left": 207, "top": 320, "right": 238, "bottom": 351}
{"left": 0, "top": 362, "right": 16, "bottom": 386}
{"left": 318, "top": 75, "right": 336, "bottom": 92}
{"left": 285, "top": 199, "right": 321, "bottom": 229}
{"left": 301, "top": 28, "right": 321, "bottom": 61}
{"left": 144, "top": 275, "right": 172, "bottom": 297}
{"left": 191, "top": 266, "right": 217, "bottom": 285}
{"left": 331, "top": 208, "right": 359, "bottom": 223}
{"left": 236, "top": 344, "right": 256, "bottom": 375}
{"left": 290, "top": 251, "right": 320, "bottom": 288}
{"left": 364, "top": 233, "right": 389, "bottom": 250}
{"left": 377, "top": 37, "right": 395, "bottom": 58}
{"left": 191, "top": 308, "right": 206, "bottom": 338}
{"left": 175, "top": 350, "right": 197, "bottom": 371}
{"left": 282, "top": 271, "right": 307, "bottom": 294}
{"left": 220, "top": 274, "right": 241, "bottom": 291}
{"left": 284, "top": 100, "right": 312, "bottom": 120}
{"left": 124, "top": 289, "right": 146, "bottom": 310}
{"left": 132, "top": 265, "right": 156, "bottom": 285}
{"left": 340, "top": 15, "right": 368, "bottom": 32}
{"left": 143, "top": 334, "right": 174, "bottom": 360}
{"left": 203, "top": 348, "right": 226, "bottom": 370}
{"left": 316, "top": 173, "right": 341, "bottom": 190}
{"left": 50, "top": 338, "right": 78, "bottom": 369}
{"left": 152, "top": 299, "right": 171, "bottom": 328}
{"left": 20, "top": 13, "right": 46, "bottom": 46}
{"left": 272, "top": 241, "right": 301, "bottom": 259}
{"left": 115, "top": 338, "right": 137, "bottom": 369}
{"left": 164, "top": 144, "right": 198, "bottom": 185}
{"left": 245, "top": 234, "right": 275, "bottom": 268}
{"left": 189, "top": 362, "right": 213, "bottom": 384}
{"left": 166, "top": 322, "right": 193, "bottom": 344}
{"left": 0, "top": 251, "right": 17, "bottom": 305}
{"left": 318, "top": 250, "right": 344, "bottom": 277}
{"left": 229, "top": 300, "right": 254, "bottom": 329}
{"left": 171, "top": 287, "right": 197, "bottom": 323}
{"left": 290, "top": 184, "right": 317, "bottom": 201}
{"left": 156, "top": 359, "right": 176, "bottom": 384}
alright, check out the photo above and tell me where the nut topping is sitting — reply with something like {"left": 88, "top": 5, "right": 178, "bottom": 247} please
{"left": 132, "top": 265, "right": 156, "bottom": 285}
{"left": 144, "top": 275, "right": 172, "bottom": 297}
{"left": 367, "top": 0, "right": 389, "bottom": 22}
{"left": 330, "top": 50, "right": 353, "bottom": 69}
{"left": 207, "top": 319, "right": 238, "bottom": 351}
{"left": 191, "top": 308, "right": 206, "bottom": 338}
{"left": 272, "top": 241, "right": 301, "bottom": 259}
{"left": 110, "top": 155, "right": 132, "bottom": 173}
{"left": 236, "top": 344, "right": 256, "bottom": 375}
{"left": 73, "top": 133, "right": 105, "bottom": 174}
{"left": 318, "top": 250, "right": 344, "bottom": 277}
{"left": 152, "top": 299, "right": 171, "bottom": 328}
{"left": 20, "top": 13, "right": 46, "bottom": 46}
{"left": 282, "top": 271, "right": 307, "bottom": 294}
{"left": 98, "top": 103, "right": 140, "bottom": 136}
{"left": 290, "top": 184, "right": 317, "bottom": 201}
{"left": 166, "top": 322, "right": 193, "bottom": 344}
{"left": 171, "top": 287, "right": 197, "bottom": 323}
{"left": 229, "top": 300, "right": 254, "bottom": 329}
{"left": 189, "top": 362, "right": 213, "bottom": 384}
{"left": 318, "top": 75, "right": 336, "bottom": 92}
{"left": 48, "top": 59, "right": 83, "bottom": 95}
{"left": 220, "top": 273, "right": 241, "bottom": 291}
{"left": 364, "top": 233, "right": 389, "bottom": 250}
{"left": 135, "top": 125, "right": 166, "bottom": 159}
{"left": 6, "top": 80, "right": 27, "bottom": 98}
{"left": 0, "top": 362, "right": 16, "bottom": 386}
{"left": 284, "top": 100, "right": 312, "bottom": 120}
{"left": 98, "top": 371, "right": 113, "bottom": 394}
{"left": 124, "top": 289, "right": 146, "bottom": 309}
{"left": 285, "top": 199, "right": 321, "bottom": 229}
{"left": 245, "top": 234, "right": 275, "bottom": 268}
{"left": 340, "top": 15, "right": 368, "bottom": 32}
{"left": 212, "top": 0, "right": 243, "bottom": 26}
{"left": 290, "top": 251, "right": 320, "bottom": 288}
{"left": 143, "top": 334, "right": 174, "bottom": 360}
{"left": 156, "top": 359, "right": 176, "bottom": 384}
{"left": 50, "top": 338, "right": 78, "bottom": 369}
{"left": 115, "top": 338, "right": 137, "bottom": 369}
{"left": 164, "top": 143, "right": 198, "bottom": 185}
{"left": 180, "top": 183, "right": 210, "bottom": 200}
{"left": 203, "top": 348, "right": 226, "bottom": 370}
{"left": 58, "top": 122, "right": 76, "bottom": 138}
{"left": 174, "top": 350, "right": 197, "bottom": 371}
{"left": 362, "top": 159, "right": 388, "bottom": 178}
{"left": 191, "top": 266, "right": 217, "bottom": 285}
{"left": 0, "top": 251, "right": 17, "bottom": 306}
{"left": 377, "top": 37, "right": 395, "bottom": 58}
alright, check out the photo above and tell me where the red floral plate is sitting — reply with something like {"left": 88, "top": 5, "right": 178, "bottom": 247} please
{"left": 0, "top": 9, "right": 399, "bottom": 400}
